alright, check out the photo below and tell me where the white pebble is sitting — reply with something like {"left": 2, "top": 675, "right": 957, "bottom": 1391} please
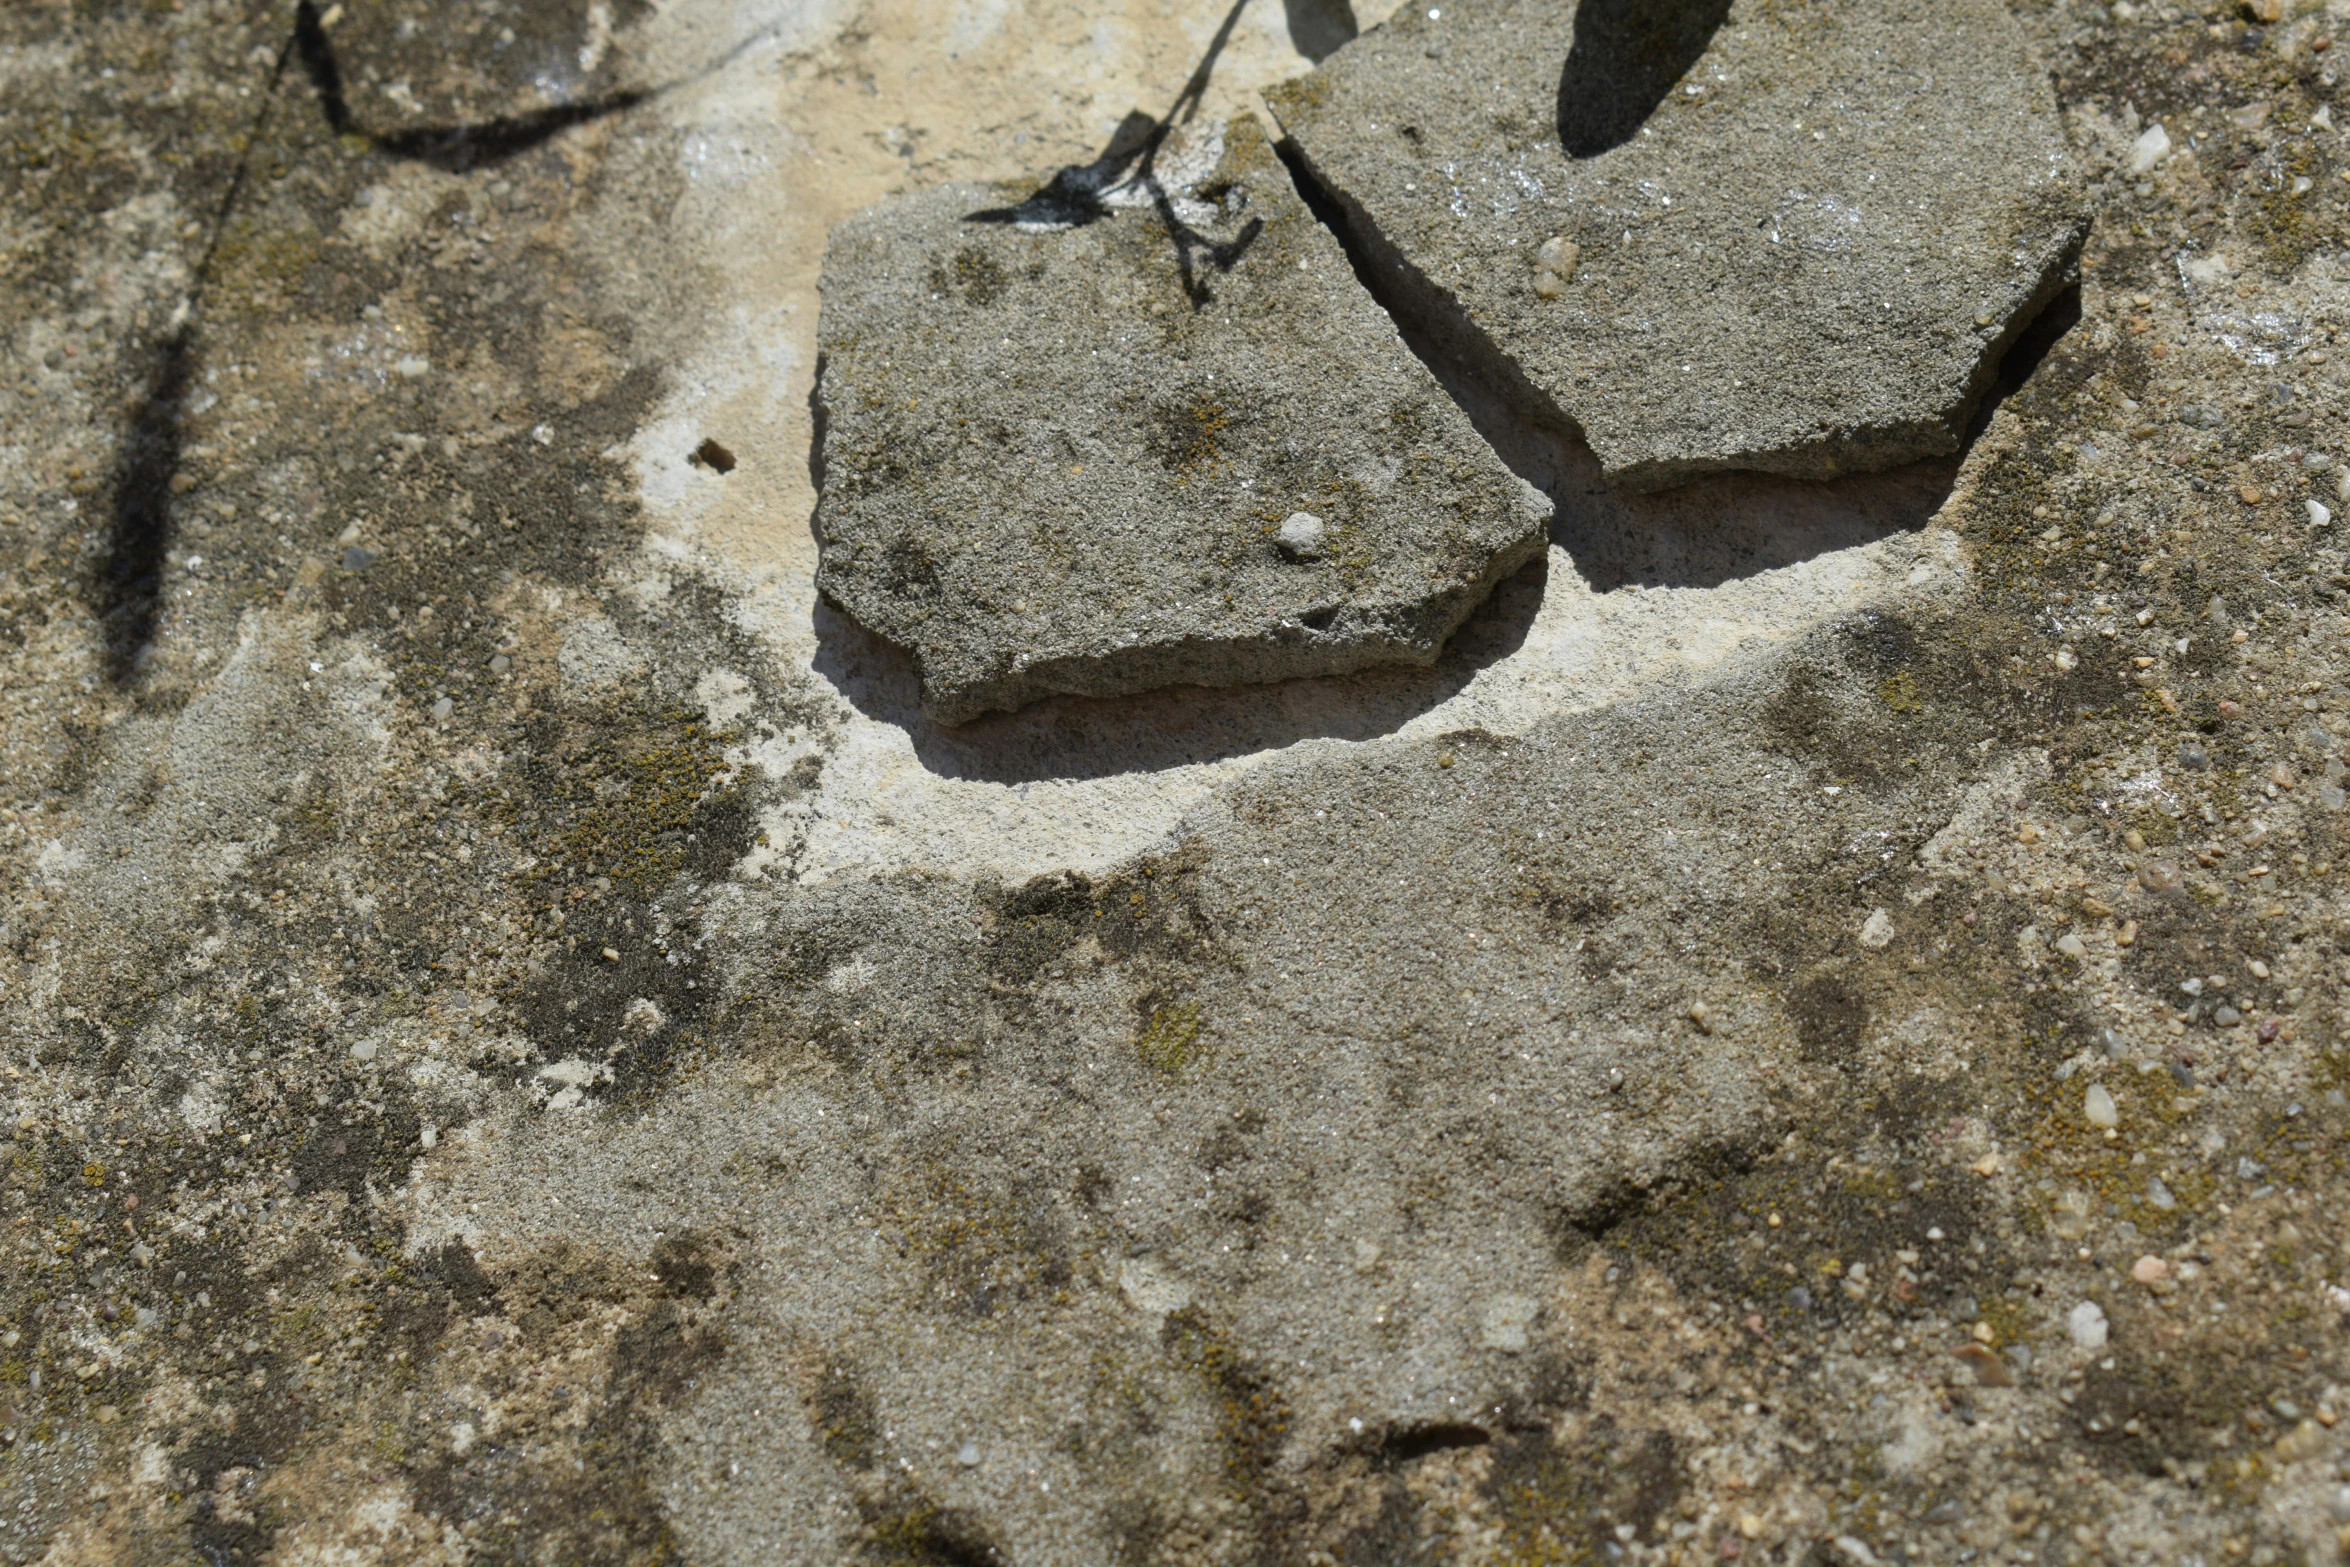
{"left": 2309, "top": 498, "right": 2332, "bottom": 528}
{"left": 1532, "top": 236, "right": 1580, "bottom": 298}
{"left": 349, "top": 1040, "right": 378, "bottom": 1062}
{"left": 2054, "top": 932, "right": 2087, "bottom": 958}
{"left": 430, "top": 697, "right": 454, "bottom": 722}
{"left": 2068, "top": 1300, "right": 2109, "bottom": 1349}
{"left": 1857, "top": 908, "right": 1895, "bottom": 949}
{"left": 956, "top": 1441, "right": 981, "bottom": 1467}
{"left": 1276, "top": 511, "right": 1327, "bottom": 560}
{"left": 2126, "top": 123, "right": 2171, "bottom": 176}
{"left": 394, "top": 356, "right": 431, "bottom": 379}
{"left": 2084, "top": 1083, "right": 2118, "bottom": 1128}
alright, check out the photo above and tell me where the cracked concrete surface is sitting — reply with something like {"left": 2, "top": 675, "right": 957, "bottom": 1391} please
{"left": 810, "top": 115, "right": 1547, "bottom": 724}
{"left": 5, "top": 1, "right": 2350, "bottom": 1565}
{"left": 1269, "top": 0, "right": 2091, "bottom": 490}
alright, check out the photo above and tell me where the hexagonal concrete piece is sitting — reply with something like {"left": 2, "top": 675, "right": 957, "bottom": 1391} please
{"left": 1268, "top": 0, "right": 2089, "bottom": 491}
{"left": 813, "top": 116, "right": 1549, "bottom": 725}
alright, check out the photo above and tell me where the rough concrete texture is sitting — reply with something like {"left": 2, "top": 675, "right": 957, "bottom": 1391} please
{"left": 1268, "top": 0, "right": 2093, "bottom": 490}
{"left": 9, "top": 0, "right": 2350, "bottom": 1565}
{"left": 813, "top": 116, "right": 1548, "bottom": 724}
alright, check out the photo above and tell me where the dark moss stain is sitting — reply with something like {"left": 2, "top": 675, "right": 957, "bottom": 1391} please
{"left": 1142, "top": 393, "right": 1236, "bottom": 474}
{"left": 1160, "top": 1306, "right": 1289, "bottom": 1490}
{"left": 1510, "top": 869, "right": 1622, "bottom": 931}
{"left": 1487, "top": 1422, "right": 1681, "bottom": 1565}
{"left": 1788, "top": 972, "right": 1870, "bottom": 1063}
{"left": 812, "top": 1357, "right": 881, "bottom": 1470}
{"left": 879, "top": 534, "right": 943, "bottom": 600}
{"left": 859, "top": 1485, "right": 1010, "bottom": 1566}
{"left": 881, "top": 1165, "right": 1076, "bottom": 1320}
{"left": 926, "top": 245, "right": 1010, "bottom": 308}
{"left": 291, "top": 1098, "right": 424, "bottom": 1204}
{"left": 495, "top": 707, "right": 744, "bottom": 895}
{"left": 980, "top": 849, "right": 1223, "bottom": 988}
{"left": 649, "top": 1230, "right": 718, "bottom": 1300}
{"left": 401, "top": 1238, "right": 727, "bottom": 1566}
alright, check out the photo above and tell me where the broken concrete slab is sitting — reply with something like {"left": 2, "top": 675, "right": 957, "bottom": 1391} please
{"left": 1268, "top": 0, "right": 2089, "bottom": 491}
{"left": 812, "top": 115, "right": 1550, "bottom": 725}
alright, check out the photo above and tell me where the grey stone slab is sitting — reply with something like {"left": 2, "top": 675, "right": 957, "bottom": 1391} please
{"left": 1267, "top": 0, "right": 2089, "bottom": 491}
{"left": 812, "top": 115, "right": 1549, "bottom": 725}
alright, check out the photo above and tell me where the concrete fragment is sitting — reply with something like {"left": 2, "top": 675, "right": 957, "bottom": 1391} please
{"left": 1268, "top": 0, "right": 2089, "bottom": 489}
{"left": 813, "top": 116, "right": 1549, "bottom": 724}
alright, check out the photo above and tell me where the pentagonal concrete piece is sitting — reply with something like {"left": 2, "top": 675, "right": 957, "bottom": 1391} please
{"left": 1268, "top": 0, "right": 2089, "bottom": 491}
{"left": 813, "top": 116, "right": 1549, "bottom": 725}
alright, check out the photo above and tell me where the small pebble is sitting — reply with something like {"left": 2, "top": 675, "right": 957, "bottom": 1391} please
{"left": 2138, "top": 861, "right": 2182, "bottom": 893}
{"left": 2131, "top": 1254, "right": 2169, "bottom": 1284}
{"left": 2084, "top": 1083, "right": 2118, "bottom": 1128}
{"left": 2069, "top": 1300, "right": 2109, "bottom": 1350}
{"left": 1531, "top": 236, "right": 1580, "bottom": 298}
{"left": 1276, "top": 511, "right": 1327, "bottom": 561}
{"left": 2213, "top": 1004, "right": 2243, "bottom": 1027}
{"left": 2311, "top": 499, "right": 2334, "bottom": 528}
{"left": 957, "top": 1441, "right": 982, "bottom": 1467}
{"left": 2146, "top": 1175, "right": 2176, "bottom": 1210}
{"left": 349, "top": 1040, "right": 378, "bottom": 1062}
{"left": 2126, "top": 122, "right": 2171, "bottom": 175}
{"left": 489, "top": 654, "right": 512, "bottom": 674}
{"left": 1952, "top": 1341, "right": 2013, "bottom": 1388}
{"left": 430, "top": 697, "right": 454, "bottom": 722}
{"left": 2054, "top": 932, "right": 2087, "bottom": 958}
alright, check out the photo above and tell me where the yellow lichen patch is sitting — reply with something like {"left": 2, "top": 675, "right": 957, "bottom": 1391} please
{"left": 1136, "top": 1001, "right": 1203, "bottom": 1074}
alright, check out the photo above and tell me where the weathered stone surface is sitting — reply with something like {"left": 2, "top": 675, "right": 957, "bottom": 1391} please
{"left": 12, "top": 0, "right": 2350, "bottom": 1561}
{"left": 1269, "top": 0, "right": 2089, "bottom": 490}
{"left": 813, "top": 116, "right": 1548, "bottom": 724}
